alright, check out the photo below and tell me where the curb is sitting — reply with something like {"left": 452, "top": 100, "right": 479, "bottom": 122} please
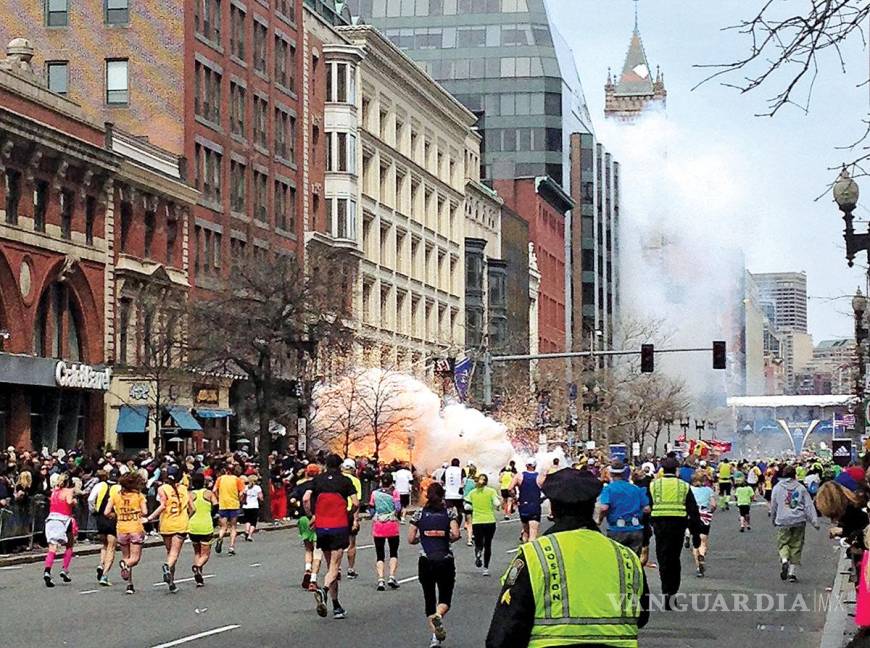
{"left": 0, "top": 520, "right": 298, "bottom": 568}
{"left": 820, "top": 547, "right": 856, "bottom": 648}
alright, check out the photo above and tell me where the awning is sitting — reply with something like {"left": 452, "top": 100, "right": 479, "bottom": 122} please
{"left": 165, "top": 406, "right": 203, "bottom": 432}
{"left": 116, "top": 406, "right": 149, "bottom": 434}
{"left": 194, "top": 408, "right": 234, "bottom": 419}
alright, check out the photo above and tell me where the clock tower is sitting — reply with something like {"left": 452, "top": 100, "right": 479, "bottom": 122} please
{"left": 604, "top": 10, "right": 666, "bottom": 122}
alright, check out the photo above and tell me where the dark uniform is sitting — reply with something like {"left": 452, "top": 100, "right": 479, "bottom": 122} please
{"left": 486, "top": 469, "right": 650, "bottom": 648}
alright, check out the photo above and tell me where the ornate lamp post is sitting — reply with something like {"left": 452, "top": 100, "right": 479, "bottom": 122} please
{"left": 662, "top": 415, "right": 674, "bottom": 446}
{"left": 679, "top": 416, "right": 691, "bottom": 443}
{"left": 833, "top": 167, "right": 864, "bottom": 267}
{"left": 694, "top": 418, "right": 706, "bottom": 440}
{"left": 853, "top": 288, "right": 867, "bottom": 439}
{"left": 581, "top": 383, "right": 601, "bottom": 443}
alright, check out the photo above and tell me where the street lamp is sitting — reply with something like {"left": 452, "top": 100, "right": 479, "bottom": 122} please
{"left": 694, "top": 418, "right": 706, "bottom": 440}
{"left": 834, "top": 167, "right": 865, "bottom": 267}
{"left": 581, "top": 383, "right": 601, "bottom": 443}
{"left": 662, "top": 415, "right": 674, "bottom": 446}
{"left": 678, "top": 416, "right": 691, "bottom": 444}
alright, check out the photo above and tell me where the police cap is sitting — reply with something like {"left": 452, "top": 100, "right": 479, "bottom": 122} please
{"left": 542, "top": 468, "right": 602, "bottom": 505}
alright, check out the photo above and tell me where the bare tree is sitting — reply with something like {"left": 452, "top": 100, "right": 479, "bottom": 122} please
{"left": 354, "top": 369, "right": 419, "bottom": 464}
{"left": 310, "top": 372, "right": 371, "bottom": 457}
{"left": 188, "top": 248, "right": 354, "bottom": 519}
{"left": 697, "top": 1, "right": 870, "bottom": 172}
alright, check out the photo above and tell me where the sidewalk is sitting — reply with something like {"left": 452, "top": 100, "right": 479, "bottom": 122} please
{"left": 820, "top": 548, "right": 858, "bottom": 648}
{"left": 0, "top": 519, "right": 298, "bottom": 568}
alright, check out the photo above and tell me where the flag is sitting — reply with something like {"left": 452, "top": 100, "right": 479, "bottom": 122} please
{"left": 454, "top": 357, "right": 471, "bottom": 402}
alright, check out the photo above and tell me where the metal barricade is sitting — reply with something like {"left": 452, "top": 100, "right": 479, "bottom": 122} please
{"left": 0, "top": 496, "right": 46, "bottom": 551}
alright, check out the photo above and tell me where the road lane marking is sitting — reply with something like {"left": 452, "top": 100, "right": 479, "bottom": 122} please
{"left": 152, "top": 574, "right": 215, "bottom": 587}
{"left": 148, "top": 625, "right": 240, "bottom": 648}
{"left": 506, "top": 548, "right": 519, "bottom": 554}
{"left": 0, "top": 565, "right": 23, "bottom": 570}
{"left": 79, "top": 589, "right": 99, "bottom": 595}
{"left": 249, "top": 563, "right": 261, "bottom": 567}
{"left": 397, "top": 575, "right": 418, "bottom": 584}
{"left": 357, "top": 544, "right": 375, "bottom": 550}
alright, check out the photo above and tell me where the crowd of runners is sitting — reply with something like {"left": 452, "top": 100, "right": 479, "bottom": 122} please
{"left": 3, "top": 442, "right": 868, "bottom": 647}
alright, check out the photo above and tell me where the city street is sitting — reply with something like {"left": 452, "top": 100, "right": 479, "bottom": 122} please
{"left": 0, "top": 504, "right": 839, "bottom": 648}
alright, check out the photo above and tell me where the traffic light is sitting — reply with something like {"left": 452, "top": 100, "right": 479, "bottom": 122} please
{"left": 713, "top": 341, "right": 726, "bottom": 370}
{"left": 641, "top": 344, "right": 654, "bottom": 373}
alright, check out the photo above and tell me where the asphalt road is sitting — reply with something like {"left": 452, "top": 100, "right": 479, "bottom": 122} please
{"left": 0, "top": 503, "right": 839, "bottom": 648}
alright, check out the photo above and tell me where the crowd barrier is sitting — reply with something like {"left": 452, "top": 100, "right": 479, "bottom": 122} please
{"left": 0, "top": 495, "right": 100, "bottom": 552}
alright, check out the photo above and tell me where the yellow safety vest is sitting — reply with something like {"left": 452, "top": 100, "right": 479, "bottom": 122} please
{"left": 649, "top": 476, "right": 688, "bottom": 518}
{"left": 516, "top": 529, "right": 643, "bottom": 648}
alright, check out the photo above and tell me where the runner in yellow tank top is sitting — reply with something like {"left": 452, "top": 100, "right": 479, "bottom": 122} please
{"left": 187, "top": 472, "right": 219, "bottom": 587}
{"left": 145, "top": 467, "right": 193, "bottom": 593}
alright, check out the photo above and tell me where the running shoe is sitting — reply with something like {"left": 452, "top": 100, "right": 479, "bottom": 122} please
{"left": 192, "top": 565, "right": 204, "bottom": 587}
{"left": 119, "top": 560, "right": 130, "bottom": 582}
{"left": 228, "top": 547, "right": 236, "bottom": 556}
{"left": 387, "top": 577, "right": 400, "bottom": 590}
{"left": 162, "top": 563, "right": 172, "bottom": 585}
{"left": 96, "top": 565, "right": 104, "bottom": 582}
{"left": 99, "top": 575, "right": 111, "bottom": 587}
{"left": 475, "top": 551, "right": 482, "bottom": 568}
{"left": 466, "top": 540, "right": 473, "bottom": 547}
{"left": 747, "top": 526, "right": 751, "bottom": 531}
{"left": 168, "top": 582, "right": 179, "bottom": 593}
{"left": 333, "top": 606, "right": 347, "bottom": 619}
{"left": 482, "top": 568, "right": 490, "bottom": 576}
{"left": 125, "top": 584, "right": 135, "bottom": 595}
{"left": 314, "top": 587, "right": 328, "bottom": 617}
{"left": 430, "top": 613, "right": 447, "bottom": 641}
{"left": 429, "top": 638, "right": 442, "bottom": 648}
{"left": 377, "top": 579, "right": 386, "bottom": 591}
{"left": 59, "top": 571, "right": 71, "bottom": 583}
{"left": 215, "top": 537, "right": 223, "bottom": 554}
{"left": 302, "top": 571, "right": 312, "bottom": 590}
{"left": 43, "top": 571, "right": 54, "bottom": 588}
{"left": 695, "top": 568, "right": 703, "bottom": 578}
{"left": 788, "top": 574, "right": 798, "bottom": 583}
{"left": 347, "top": 569, "right": 358, "bottom": 579}
{"left": 308, "top": 580, "right": 319, "bottom": 593}
{"left": 739, "top": 527, "right": 744, "bottom": 533}
{"left": 698, "top": 556, "right": 705, "bottom": 575}
{"left": 780, "top": 561, "right": 789, "bottom": 581}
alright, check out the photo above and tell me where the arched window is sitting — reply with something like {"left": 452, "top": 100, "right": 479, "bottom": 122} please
{"left": 32, "top": 281, "right": 83, "bottom": 361}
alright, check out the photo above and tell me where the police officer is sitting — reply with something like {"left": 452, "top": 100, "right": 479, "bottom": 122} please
{"left": 649, "top": 457, "right": 700, "bottom": 609}
{"left": 485, "top": 468, "right": 649, "bottom": 648}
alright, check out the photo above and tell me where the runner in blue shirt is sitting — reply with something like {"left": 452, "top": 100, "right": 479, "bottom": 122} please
{"left": 597, "top": 460, "right": 649, "bottom": 556}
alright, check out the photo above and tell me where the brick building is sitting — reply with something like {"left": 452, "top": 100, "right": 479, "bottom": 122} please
{"left": 0, "top": 40, "right": 195, "bottom": 452}
{"left": 493, "top": 176, "right": 572, "bottom": 354}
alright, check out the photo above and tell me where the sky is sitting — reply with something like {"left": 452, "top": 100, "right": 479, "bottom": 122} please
{"left": 547, "top": 0, "right": 870, "bottom": 341}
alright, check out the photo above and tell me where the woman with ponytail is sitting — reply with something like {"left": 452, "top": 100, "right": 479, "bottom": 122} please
{"left": 42, "top": 473, "right": 77, "bottom": 587}
{"left": 145, "top": 465, "right": 193, "bottom": 593}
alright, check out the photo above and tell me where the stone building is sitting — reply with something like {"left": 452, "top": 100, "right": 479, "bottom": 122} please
{"left": 603, "top": 16, "right": 667, "bottom": 122}
{"left": 0, "top": 39, "right": 197, "bottom": 452}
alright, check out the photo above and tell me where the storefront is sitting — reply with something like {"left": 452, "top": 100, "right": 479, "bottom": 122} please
{"left": 0, "top": 353, "right": 109, "bottom": 451}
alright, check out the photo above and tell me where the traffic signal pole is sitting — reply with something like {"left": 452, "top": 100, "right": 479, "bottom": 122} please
{"left": 482, "top": 345, "right": 722, "bottom": 407}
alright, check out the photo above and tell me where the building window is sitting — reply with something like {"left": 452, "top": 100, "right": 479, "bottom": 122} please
{"left": 60, "top": 189, "right": 74, "bottom": 239}
{"left": 230, "top": 160, "right": 246, "bottom": 213}
{"left": 231, "top": 4, "right": 245, "bottom": 60}
{"left": 106, "top": 59, "right": 129, "bottom": 104}
{"left": 166, "top": 214, "right": 178, "bottom": 264}
{"left": 328, "top": 197, "right": 356, "bottom": 240}
{"left": 119, "top": 201, "right": 132, "bottom": 251}
{"left": 274, "top": 180, "right": 289, "bottom": 231}
{"left": 33, "top": 180, "right": 48, "bottom": 232}
{"left": 327, "top": 131, "right": 356, "bottom": 174}
{"left": 275, "top": 108, "right": 293, "bottom": 161}
{"left": 194, "top": 61, "right": 222, "bottom": 124}
{"left": 253, "top": 96, "right": 268, "bottom": 148}
{"left": 105, "top": 0, "right": 129, "bottom": 24}
{"left": 118, "top": 297, "right": 131, "bottom": 364}
{"left": 46, "top": 0, "right": 68, "bottom": 26}
{"left": 326, "top": 62, "right": 355, "bottom": 103}
{"left": 33, "top": 282, "right": 82, "bottom": 361}
{"left": 288, "top": 184, "right": 296, "bottom": 232}
{"left": 194, "top": 143, "right": 223, "bottom": 205}
{"left": 253, "top": 22, "right": 267, "bottom": 74}
{"left": 276, "top": 0, "right": 294, "bottom": 17}
{"left": 83, "top": 196, "right": 96, "bottom": 245}
{"left": 4, "top": 169, "right": 20, "bottom": 225}
{"left": 195, "top": 0, "right": 222, "bottom": 45}
{"left": 230, "top": 82, "right": 245, "bottom": 137}
{"left": 275, "top": 37, "right": 289, "bottom": 88}
{"left": 46, "top": 61, "right": 69, "bottom": 95}
{"left": 254, "top": 171, "right": 267, "bottom": 223}
{"left": 144, "top": 209, "right": 155, "bottom": 257}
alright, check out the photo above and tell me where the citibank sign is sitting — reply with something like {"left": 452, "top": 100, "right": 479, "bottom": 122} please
{"left": 55, "top": 361, "right": 112, "bottom": 391}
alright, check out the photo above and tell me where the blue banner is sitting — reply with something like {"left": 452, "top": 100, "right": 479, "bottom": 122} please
{"left": 454, "top": 357, "right": 471, "bottom": 402}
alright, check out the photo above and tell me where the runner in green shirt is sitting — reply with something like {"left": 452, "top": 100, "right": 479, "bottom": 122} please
{"left": 464, "top": 475, "right": 500, "bottom": 575}
{"left": 735, "top": 480, "right": 755, "bottom": 532}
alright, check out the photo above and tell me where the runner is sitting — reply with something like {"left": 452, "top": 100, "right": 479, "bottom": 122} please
{"left": 735, "top": 478, "right": 755, "bottom": 532}
{"left": 763, "top": 464, "right": 776, "bottom": 516}
{"left": 465, "top": 473, "right": 499, "bottom": 575}
{"left": 144, "top": 465, "right": 193, "bottom": 593}
{"left": 511, "top": 460, "right": 543, "bottom": 543}
{"left": 370, "top": 473, "right": 402, "bottom": 590}
{"left": 689, "top": 472, "right": 716, "bottom": 577}
{"left": 303, "top": 454, "right": 360, "bottom": 620}
{"left": 104, "top": 472, "right": 147, "bottom": 595}
{"left": 188, "top": 472, "right": 218, "bottom": 587}
{"left": 408, "top": 482, "right": 461, "bottom": 648}
{"left": 462, "top": 465, "right": 477, "bottom": 546}
{"left": 291, "top": 464, "right": 323, "bottom": 591}
{"left": 42, "top": 473, "right": 77, "bottom": 588}
{"left": 443, "top": 458, "right": 465, "bottom": 524}
{"left": 393, "top": 463, "right": 414, "bottom": 523}
{"left": 242, "top": 475, "right": 263, "bottom": 541}
{"left": 770, "top": 464, "right": 820, "bottom": 582}
{"left": 717, "top": 458, "right": 733, "bottom": 510}
{"left": 341, "top": 458, "right": 363, "bottom": 579}
{"left": 214, "top": 463, "right": 245, "bottom": 556}
{"left": 498, "top": 466, "right": 514, "bottom": 520}
{"left": 88, "top": 469, "right": 119, "bottom": 586}
{"left": 597, "top": 460, "right": 649, "bottom": 556}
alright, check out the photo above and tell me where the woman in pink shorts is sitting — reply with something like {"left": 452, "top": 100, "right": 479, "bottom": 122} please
{"left": 104, "top": 473, "right": 148, "bottom": 595}
{"left": 43, "top": 473, "right": 77, "bottom": 587}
